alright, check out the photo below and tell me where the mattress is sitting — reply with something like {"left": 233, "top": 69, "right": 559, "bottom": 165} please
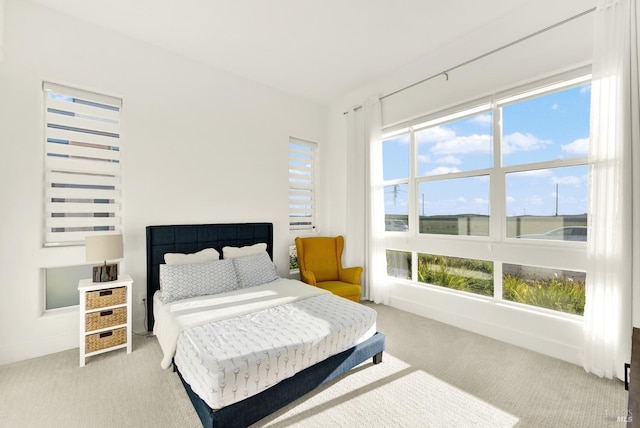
{"left": 171, "top": 288, "right": 376, "bottom": 410}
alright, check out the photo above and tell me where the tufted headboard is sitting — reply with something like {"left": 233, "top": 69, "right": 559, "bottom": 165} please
{"left": 145, "top": 222, "right": 274, "bottom": 331}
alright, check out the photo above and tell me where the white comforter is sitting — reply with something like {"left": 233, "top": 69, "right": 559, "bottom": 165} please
{"left": 173, "top": 285, "right": 377, "bottom": 409}
{"left": 154, "top": 278, "right": 329, "bottom": 369}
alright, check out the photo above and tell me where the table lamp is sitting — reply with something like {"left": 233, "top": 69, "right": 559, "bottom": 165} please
{"left": 85, "top": 234, "right": 123, "bottom": 282}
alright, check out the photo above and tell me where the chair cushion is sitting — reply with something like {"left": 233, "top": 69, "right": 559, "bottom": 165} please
{"left": 303, "top": 238, "right": 339, "bottom": 282}
{"left": 316, "top": 281, "right": 361, "bottom": 300}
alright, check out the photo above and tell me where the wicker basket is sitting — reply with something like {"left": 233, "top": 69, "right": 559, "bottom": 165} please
{"left": 85, "top": 307, "right": 127, "bottom": 332}
{"left": 86, "top": 286, "right": 126, "bottom": 310}
{"left": 86, "top": 327, "right": 126, "bottom": 353}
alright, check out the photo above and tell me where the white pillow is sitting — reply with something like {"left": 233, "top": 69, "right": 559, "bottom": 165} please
{"left": 159, "top": 259, "right": 237, "bottom": 303}
{"left": 222, "top": 243, "right": 267, "bottom": 259}
{"left": 164, "top": 248, "right": 220, "bottom": 265}
{"left": 232, "top": 252, "right": 279, "bottom": 288}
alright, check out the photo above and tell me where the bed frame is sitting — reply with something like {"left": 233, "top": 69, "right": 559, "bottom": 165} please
{"left": 146, "top": 222, "right": 386, "bottom": 428}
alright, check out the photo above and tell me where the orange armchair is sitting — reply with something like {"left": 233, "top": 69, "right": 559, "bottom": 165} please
{"left": 295, "top": 235, "right": 362, "bottom": 302}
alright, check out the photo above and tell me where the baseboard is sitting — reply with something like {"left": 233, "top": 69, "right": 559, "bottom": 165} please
{"left": 389, "top": 291, "right": 583, "bottom": 366}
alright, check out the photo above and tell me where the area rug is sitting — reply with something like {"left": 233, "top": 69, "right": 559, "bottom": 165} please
{"left": 255, "top": 353, "right": 519, "bottom": 427}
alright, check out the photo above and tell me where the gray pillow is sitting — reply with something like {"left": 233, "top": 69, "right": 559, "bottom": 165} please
{"left": 232, "top": 252, "right": 279, "bottom": 288}
{"left": 159, "top": 259, "right": 238, "bottom": 303}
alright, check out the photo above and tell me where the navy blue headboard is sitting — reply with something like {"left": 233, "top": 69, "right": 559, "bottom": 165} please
{"left": 145, "top": 222, "right": 274, "bottom": 331}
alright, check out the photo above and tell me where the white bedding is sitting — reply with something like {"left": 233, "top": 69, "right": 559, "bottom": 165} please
{"left": 154, "top": 278, "right": 329, "bottom": 369}
{"left": 155, "top": 278, "right": 377, "bottom": 410}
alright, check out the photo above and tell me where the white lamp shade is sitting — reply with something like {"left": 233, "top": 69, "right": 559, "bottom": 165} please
{"left": 85, "top": 234, "right": 123, "bottom": 262}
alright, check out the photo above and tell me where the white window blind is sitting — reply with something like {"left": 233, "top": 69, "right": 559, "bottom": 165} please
{"left": 288, "top": 137, "right": 316, "bottom": 233}
{"left": 43, "top": 82, "right": 122, "bottom": 246}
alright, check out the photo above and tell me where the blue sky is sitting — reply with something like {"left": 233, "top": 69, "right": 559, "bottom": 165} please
{"left": 383, "top": 84, "right": 591, "bottom": 217}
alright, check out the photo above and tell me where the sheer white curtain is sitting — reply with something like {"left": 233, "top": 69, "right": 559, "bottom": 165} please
{"left": 583, "top": 0, "right": 640, "bottom": 380}
{"left": 363, "top": 98, "right": 390, "bottom": 304}
{"left": 347, "top": 97, "right": 389, "bottom": 303}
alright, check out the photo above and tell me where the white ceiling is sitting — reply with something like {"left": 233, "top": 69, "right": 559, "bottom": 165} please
{"left": 30, "top": 0, "right": 594, "bottom": 105}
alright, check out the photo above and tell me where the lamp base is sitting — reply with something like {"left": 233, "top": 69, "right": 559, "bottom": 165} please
{"left": 93, "top": 263, "right": 118, "bottom": 282}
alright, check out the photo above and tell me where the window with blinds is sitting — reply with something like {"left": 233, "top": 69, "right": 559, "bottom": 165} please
{"left": 43, "top": 82, "right": 122, "bottom": 246}
{"left": 288, "top": 137, "right": 317, "bottom": 233}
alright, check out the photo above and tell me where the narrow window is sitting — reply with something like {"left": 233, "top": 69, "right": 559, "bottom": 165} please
{"left": 288, "top": 137, "right": 317, "bottom": 233}
{"left": 43, "top": 82, "right": 123, "bottom": 246}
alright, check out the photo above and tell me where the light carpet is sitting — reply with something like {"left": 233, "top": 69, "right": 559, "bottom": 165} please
{"left": 0, "top": 302, "right": 629, "bottom": 427}
{"left": 256, "top": 354, "right": 519, "bottom": 427}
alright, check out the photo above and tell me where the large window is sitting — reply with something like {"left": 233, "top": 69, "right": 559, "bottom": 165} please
{"left": 288, "top": 137, "right": 317, "bottom": 233}
{"left": 381, "top": 71, "right": 591, "bottom": 315}
{"left": 43, "top": 82, "right": 123, "bottom": 247}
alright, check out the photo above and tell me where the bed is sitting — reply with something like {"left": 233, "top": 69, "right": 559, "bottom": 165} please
{"left": 146, "top": 222, "right": 386, "bottom": 428}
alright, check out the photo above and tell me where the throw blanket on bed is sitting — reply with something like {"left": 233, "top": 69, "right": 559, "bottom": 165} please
{"left": 154, "top": 278, "right": 329, "bottom": 368}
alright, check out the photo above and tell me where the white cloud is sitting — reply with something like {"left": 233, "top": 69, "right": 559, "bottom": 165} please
{"left": 417, "top": 154, "right": 431, "bottom": 163}
{"left": 506, "top": 196, "right": 516, "bottom": 202}
{"left": 502, "top": 132, "right": 552, "bottom": 154}
{"left": 468, "top": 113, "right": 492, "bottom": 127}
{"left": 416, "top": 126, "right": 456, "bottom": 143}
{"left": 474, "top": 197, "right": 488, "bottom": 205}
{"left": 424, "top": 166, "right": 461, "bottom": 176}
{"left": 457, "top": 197, "right": 467, "bottom": 203}
{"left": 430, "top": 134, "right": 492, "bottom": 155}
{"left": 561, "top": 138, "right": 589, "bottom": 155}
{"left": 553, "top": 175, "right": 583, "bottom": 186}
{"left": 551, "top": 104, "right": 559, "bottom": 110}
{"left": 435, "top": 155, "right": 462, "bottom": 165}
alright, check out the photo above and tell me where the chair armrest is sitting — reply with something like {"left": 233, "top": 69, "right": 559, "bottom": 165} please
{"left": 301, "top": 271, "right": 317, "bottom": 286}
{"left": 339, "top": 266, "right": 363, "bottom": 285}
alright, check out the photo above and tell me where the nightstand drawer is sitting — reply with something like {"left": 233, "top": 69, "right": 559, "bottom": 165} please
{"left": 86, "top": 327, "right": 127, "bottom": 353}
{"left": 85, "top": 307, "right": 127, "bottom": 332}
{"left": 86, "top": 286, "right": 126, "bottom": 309}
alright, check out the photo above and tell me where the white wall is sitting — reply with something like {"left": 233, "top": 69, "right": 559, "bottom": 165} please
{"left": 0, "top": 0, "right": 608, "bottom": 368}
{"left": 326, "top": 0, "right": 597, "bottom": 366}
{"left": 0, "top": 0, "right": 326, "bottom": 365}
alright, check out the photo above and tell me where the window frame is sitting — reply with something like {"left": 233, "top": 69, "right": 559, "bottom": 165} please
{"left": 43, "top": 264, "right": 94, "bottom": 311}
{"left": 380, "top": 67, "right": 591, "bottom": 317}
{"left": 288, "top": 137, "right": 317, "bottom": 234}
{"left": 42, "top": 82, "right": 123, "bottom": 247}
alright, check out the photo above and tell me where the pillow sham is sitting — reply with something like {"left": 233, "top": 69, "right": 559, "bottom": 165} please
{"left": 222, "top": 243, "right": 267, "bottom": 259}
{"left": 164, "top": 248, "right": 220, "bottom": 265}
{"left": 159, "top": 259, "right": 237, "bottom": 303}
{"left": 232, "top": 252, "right": 279, "bottom": 288}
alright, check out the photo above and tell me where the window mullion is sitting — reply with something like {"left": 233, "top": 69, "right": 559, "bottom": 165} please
{"left": 409, "top": 128, "right": 417, "bottom": 233}
{"left": 491, "top": 103, "right": 505, "bottom": 241}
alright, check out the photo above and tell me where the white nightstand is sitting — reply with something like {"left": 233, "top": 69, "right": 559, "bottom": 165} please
{"left": 78, "top": 274, "right": 132, "bottom": 367}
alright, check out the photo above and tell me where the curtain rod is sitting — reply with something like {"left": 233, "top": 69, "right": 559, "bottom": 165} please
{"left": 345, "top": 6, "right": 596, "bottom": 114}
